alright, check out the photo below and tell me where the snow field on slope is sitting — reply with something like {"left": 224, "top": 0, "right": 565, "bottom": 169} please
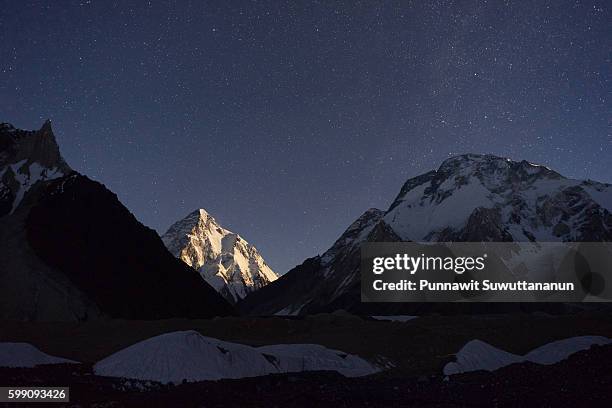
{"left": 385, "top": 178, "right": 495, "bottom": 240}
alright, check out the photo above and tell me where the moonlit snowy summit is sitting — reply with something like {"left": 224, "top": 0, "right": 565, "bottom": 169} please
{"left": 443, "top": 336, "right": 612, "bottom": 375}
{"left": 162, "top": 209, "right": 278, "bottom": 303}
{"left": 93, "top": 330, "right": 378, "bottom": 384}
{"left": 0, "top": 342, "right": 77, "bottom": 368}
{"left": 384, "top": 154, "right": 611, "bottom": 242}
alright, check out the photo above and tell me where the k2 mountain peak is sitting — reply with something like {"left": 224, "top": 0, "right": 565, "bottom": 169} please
{"left": 162, "top": 208, "right": 278, "bottom": 304}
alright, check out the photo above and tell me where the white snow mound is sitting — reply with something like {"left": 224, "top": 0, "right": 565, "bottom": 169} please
{"left": 257, "top": 344, "right": 376, "bottom": 378}
{"left": 444, "top": 336, "right": 611, "bottom": 375}
{"left": 94, "top": 330, "right": 378, "bottom": 384}
{"left": 0, "top": 343, "right": 77, "bottom": 368}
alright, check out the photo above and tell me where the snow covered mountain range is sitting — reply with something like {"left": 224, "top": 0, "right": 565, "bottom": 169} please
{"left": 3, "top": 120, "right": 610, "bottom": 319}
{"left": 240, "top": 154, "right": 612, "bottom": 315}
{"left": 162, "top": 209, "right": 278, "bottom": 303}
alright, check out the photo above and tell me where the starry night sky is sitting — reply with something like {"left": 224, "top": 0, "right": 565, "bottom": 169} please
{"left": 1, "top": 1, "right": 610, "bottom": 273}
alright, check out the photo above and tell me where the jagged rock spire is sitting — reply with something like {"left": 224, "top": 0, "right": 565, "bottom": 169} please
{"left": 0, "top": 121, "right": 72, "bottom": 216}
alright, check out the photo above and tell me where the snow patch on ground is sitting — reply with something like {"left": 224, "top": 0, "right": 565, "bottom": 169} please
{"left": 371, "top": 316, "right": 418, "bottom": 322}
{"left": 0, "top": 343, "right": 77, "bottom": 368}
{"left": 273, "top": 304, "right": 305, "bottom": 316}
{"left": 94, "top": 331, "right": 378, "bottom": 384}
{"left": 444, "top": 336, "right": 611, "bottom": 376}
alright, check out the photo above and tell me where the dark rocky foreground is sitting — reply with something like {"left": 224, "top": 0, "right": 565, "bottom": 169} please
{"left": 1, "top": 343, "right": 611, "bottom": 407}
{"left": 1, "top": 313, "right": 612, "bottom": 407}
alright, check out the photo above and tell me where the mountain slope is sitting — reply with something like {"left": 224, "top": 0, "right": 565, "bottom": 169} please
{"left": 239, "top": 209, "right": 401, "bottom": 315}
{"left": 0, "top": 121, "right": 234, "bottom": 320}
{"left": 162, "top": 209, "right": 278, "bottom": 303}
{"left": 240, "top": 154, "right": 612, "bottom": 315}
{"left": 0, "top": 121, "right": 100, "bottom": 321}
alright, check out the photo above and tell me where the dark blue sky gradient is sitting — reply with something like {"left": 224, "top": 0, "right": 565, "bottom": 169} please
{"left": 1, "top": 1, "right": 610, "bottom": 273}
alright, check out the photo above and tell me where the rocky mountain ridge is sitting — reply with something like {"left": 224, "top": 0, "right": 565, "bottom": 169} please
{"left": 0, "top": 121, "right": 234, "bottom": 321}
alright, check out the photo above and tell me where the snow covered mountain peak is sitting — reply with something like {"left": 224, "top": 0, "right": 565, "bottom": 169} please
{"left": 0, "top": 121, "right": 72, "bottom": 216}
{"left": 385, "top": 153, "right": 611, "bottom": 242}
{"left": 162, "top": 209, "right": 278, "bottom": 303}
{"left": 435, "top": 153, "right": 562, "bottom": 184}
{"left": 334, "top": 208, "right": 385, "bottom": 246}
{"left": 190, "top": 208, "right": 216, "bottom": 224}
{"left": 320, "top": 208, "right": 385, "bottom": 265}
